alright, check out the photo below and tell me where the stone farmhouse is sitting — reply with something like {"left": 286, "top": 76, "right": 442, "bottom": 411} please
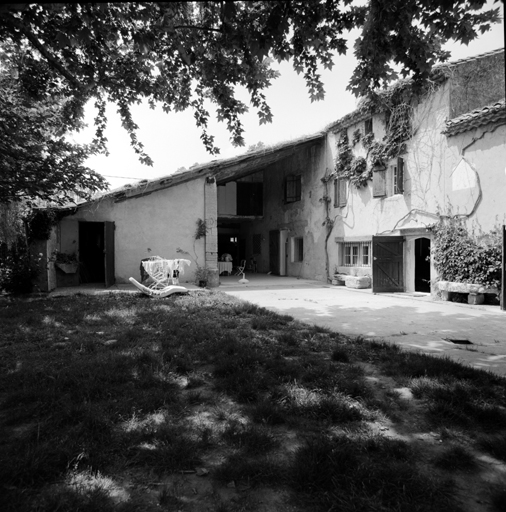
{"left": 39, "top": 48, "right": 506, "bottom": 294}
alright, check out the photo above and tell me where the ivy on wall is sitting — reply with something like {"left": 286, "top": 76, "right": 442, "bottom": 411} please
{"left": 334, "top": 78, "right": 436, "bottom": 188}
{"left": 429, "top": 218, "right": 502, "bottom": 291}
{"left": 334, "top": 132, "right": 372, "bottom": 188}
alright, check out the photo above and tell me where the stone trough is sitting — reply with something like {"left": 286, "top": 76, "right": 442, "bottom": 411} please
{"left": 437, "top": 280, "right": 499, "bottom": 305}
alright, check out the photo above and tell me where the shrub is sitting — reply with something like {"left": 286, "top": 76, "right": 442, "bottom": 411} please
{"left": 430, "top": 218, "right": 501, "bottom": 290}
{"left": 0, "top": 237, "right": 41, "bottom": 293}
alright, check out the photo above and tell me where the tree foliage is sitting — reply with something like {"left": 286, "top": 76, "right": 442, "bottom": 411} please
{"left": 0, "top": 47, "right": 107, "bottom": 205}
{"left": 0, "top": 1, "right": 499, "bottom": 163}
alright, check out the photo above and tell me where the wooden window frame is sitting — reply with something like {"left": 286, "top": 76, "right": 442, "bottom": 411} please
{"left": 341, "top": 241, "right": 372, "bottom": 268}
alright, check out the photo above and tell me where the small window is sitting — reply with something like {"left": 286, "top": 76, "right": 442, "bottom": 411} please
{"left": 285, "top": 175, "right": 301, "bottom": 203}
{"left": 393, "top": 157, "right": 404, "bottom": 195}
{"left": 334, "top": 178, "right": 347, "bottom": 207}
{"left": 344, "top": 245, "right": 352, "bottom": 266}
{"left": 252, "top": 234, "right": 261, "bottom": 254}
{"left": 373, "top": 169, "right": 386, "bottom": 197}
{"left": 341, "top": 242, "right": 372, "bottom": 267}
{"left": 294, "top": 237, "right": 303, "bottom": 262}
{"left": 352, "top": 245, "right": 359, "bottom": 265}
{"left": 365, "top": 118, "right": 373, "bottom": 135}
{"left": 362, "top": 244, "right": 370, "bottom": 266}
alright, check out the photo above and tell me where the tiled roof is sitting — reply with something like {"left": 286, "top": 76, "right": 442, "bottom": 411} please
{"left": 326, "top": 48, "right": 505, "bottom": 133}
{"left": 443, "top": 99, "right": 506, "bottom": 136}
{"left": 60, "top": 132, "right": 325, "bottom": 208}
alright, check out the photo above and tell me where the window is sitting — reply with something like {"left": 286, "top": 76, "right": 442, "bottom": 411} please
{"left": 334, "top": 178, "right": 347, "bottom": 207}
{"left": 292, "top": 237, "right": 304, "bottom": 262}
{"left": 365, "top": 118, "right": 373, "bottom": 135}
{"left": 393, "top": 157, "right": 404, "bottom": 195}
{"left": 373, "top": 168, "right": 387, "bottom": 197}
{"left": 252, "top": 234, "right": 261, "bottom": 254}
{"left": 362, "top": 244, "right": 370, "bottom": 266}
{"left": 284, "top": 174, "right": 301, "bottom": 203}
{"left": 342, "top": 242, "right": 371, "bottom": 267}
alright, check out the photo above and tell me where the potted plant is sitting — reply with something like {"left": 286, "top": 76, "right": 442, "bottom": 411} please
{"left": 53, "top": 251, "right": 79, "bottom": 274}
{"left": 194, "top": 265, "right": 211, "bottom": 288}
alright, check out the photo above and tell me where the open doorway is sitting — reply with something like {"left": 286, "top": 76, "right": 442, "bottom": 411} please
{"left": 79, "top": 222, "right": 105, "bottom": 283}
{"left": 414, "top": 238, "right": 431, "bottom": 293}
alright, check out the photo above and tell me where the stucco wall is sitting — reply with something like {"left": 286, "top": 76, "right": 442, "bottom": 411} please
{"left": 58, "top": 178, "right": 207, "bottom": 284}
{"left": 446, "top": 123, "right": 506, "bottom": 233}
{"left": 239, "top": 143, "right": 328, "bottom": 282}
{"left": 325, "top": 76, "right": 506, "bottom": 291}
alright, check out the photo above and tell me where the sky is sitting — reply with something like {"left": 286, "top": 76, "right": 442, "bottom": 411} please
{"left": 72, "top": 3, "right": 505, "bottom": 191}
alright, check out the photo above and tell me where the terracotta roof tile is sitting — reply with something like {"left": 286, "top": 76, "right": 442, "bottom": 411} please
{"left": 443, "top": 99, "right": 506, "bottom": 136}
{"left": 326, "top": 48, "right": 505, "bottom": 134}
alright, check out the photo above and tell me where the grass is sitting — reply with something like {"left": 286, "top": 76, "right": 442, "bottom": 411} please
{"left": 0, "top": 290, "right": 505, "bottom": 512}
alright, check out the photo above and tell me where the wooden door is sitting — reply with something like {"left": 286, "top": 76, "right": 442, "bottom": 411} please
{"left": 104, "top": 221, "right": 115, "bottom": 288}
{"left": 372, "top": 236, "right": 404, "bottom": 293}
{"left": 269, "top": 230, "right": 280, "bottom": 275}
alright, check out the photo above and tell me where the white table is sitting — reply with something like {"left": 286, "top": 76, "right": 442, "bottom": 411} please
{"left": 218, "top": 261, "right": 233, "bottom": 275}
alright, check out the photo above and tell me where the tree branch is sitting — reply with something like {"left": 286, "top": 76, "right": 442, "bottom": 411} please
{"left": 173, "top": 24, "right": 222, "bottom": 33}
{"left": 3, "top": 13, "right": 84, "bottom": 90}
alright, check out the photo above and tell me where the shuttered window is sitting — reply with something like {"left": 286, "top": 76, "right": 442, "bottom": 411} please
{"left": 393, "top": 157, "right": 404, "bottom": 195}
{"left": 334, "top": 179, "right": 347, "bottom": 207}
{"left": 285, "top": 175, "right": 301, "bottom": 203}
{"left": 373, "top": 169, "right": 386, "bottom": 197}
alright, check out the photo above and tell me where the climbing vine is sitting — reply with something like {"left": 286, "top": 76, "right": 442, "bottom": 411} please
{"left": 334, "top": 132, "right": 372, "bottom": 188}
{"left": 334, "top": 78, "right": 432, "bottom": 186}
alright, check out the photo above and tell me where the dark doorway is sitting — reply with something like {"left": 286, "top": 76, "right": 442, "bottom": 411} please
{"left": 415, "top": 238, "right": 431, "bottom": 292}
{"left": 79, "top": 222, "right": 105, "bottom": 283}
{"left": 269, "top": 230, "right": 280, "bottom": 275}
{"left": 218, "top": 234, "right": 239, "bottom": 265}
{"left": 372, "top": 236, "right": 404, "bottom": 293}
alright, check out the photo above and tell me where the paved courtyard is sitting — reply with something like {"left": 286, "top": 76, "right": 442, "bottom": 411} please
{"left": 218, "top": 274, "right": 506, "bottom": 377}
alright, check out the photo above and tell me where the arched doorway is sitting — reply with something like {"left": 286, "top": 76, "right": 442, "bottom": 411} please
{"left": 414, "top": 238, "right": 431, "bottom": 293}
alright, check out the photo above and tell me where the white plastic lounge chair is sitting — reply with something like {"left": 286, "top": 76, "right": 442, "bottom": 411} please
{"left": 129, "top": 277, "right": 188, "bottom": 297}
{"left": 130, "top": 257, "right": 191, "bottom": 297}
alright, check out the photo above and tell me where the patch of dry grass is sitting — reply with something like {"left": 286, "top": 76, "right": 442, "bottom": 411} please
{"left": 0, "top": 291, "right": 505, "bottom": 512}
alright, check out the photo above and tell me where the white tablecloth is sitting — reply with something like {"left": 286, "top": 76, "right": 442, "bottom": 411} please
{"left": 218, "top": 262, "right": 233, "bottom": 274}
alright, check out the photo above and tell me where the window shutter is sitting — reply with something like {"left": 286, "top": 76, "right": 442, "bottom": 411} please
{"left": 337, "top": 179, "right": 347, "bottom": 207}
{"left": 396, "top": 157, "right": 404, "bottom": 194}
{"left": 285, "top": 175, "right": 301, "bottom": 203}
{"left": 373, "top": 170, "right": 386, "bottom": 197}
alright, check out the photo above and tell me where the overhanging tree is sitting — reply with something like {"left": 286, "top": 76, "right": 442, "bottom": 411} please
{"left": 0, "top": 47, "right": 107, "bottom": 206}
{"left": 0, "top": 1, "right": 501, "bottom": 167}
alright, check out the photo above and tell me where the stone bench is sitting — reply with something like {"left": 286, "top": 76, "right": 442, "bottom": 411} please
{"left": 437, "top": 281, "right": 499, "bottom": 305}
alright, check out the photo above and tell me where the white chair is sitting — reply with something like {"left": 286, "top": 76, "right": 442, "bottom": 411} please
{"left": 129, "top": 257, "right": 190, "bottom": 298}
{"left": 235, "top": 259, "right": 246, "bottom": 276}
